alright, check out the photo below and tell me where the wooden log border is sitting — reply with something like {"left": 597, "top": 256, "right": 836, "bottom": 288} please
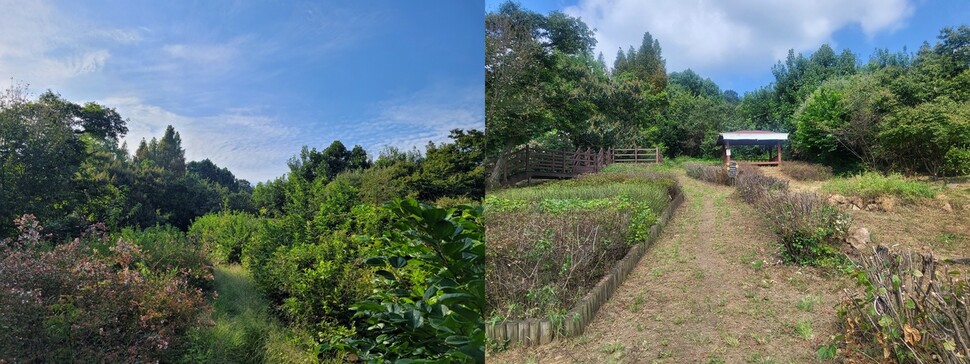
{"left": 486, "top": 186, "right": 686, "bottom": 346}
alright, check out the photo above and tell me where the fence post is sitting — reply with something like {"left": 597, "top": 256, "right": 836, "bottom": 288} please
{"left": 525, "top": 145, "right": 531, "bottom": 186}
{"left": 634, "top": 146, "right": 639, "bottom": 163}
{"left": 561, "top": 149, "right": 566, "bottom": 174}
{"left": 655, "top": 148, "right": 659, "bottom": 164}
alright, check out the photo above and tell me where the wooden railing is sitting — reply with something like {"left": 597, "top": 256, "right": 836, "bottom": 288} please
{"left": 498, "top": 146, "right": 661, "bottom": 186}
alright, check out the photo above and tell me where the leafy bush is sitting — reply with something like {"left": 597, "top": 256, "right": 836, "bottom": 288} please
{"left": 780, "top": 161, "right": 834, "bottom": 181}
{"left": 260, "top": 234, "right": 372, "bottom": 342}
{"left": 684, "top": 162, "right": 729, "bottom": 185}
{"left": 943, "top": 147, "right": 970, "bottom": 177}
{"left": 350, "top": 199, "right": 485, "bottom": 363}
{"left": 117, "top": 224, "right": 213, "bottom": 291}
{"left": 822, "top": 172, "right": 937, "bottom": 203}
{"left": 0, "top": 215, "right": 210, "bottom": 362}
{"left": 735, "top": 173, "right": 789, "bottom": 204}
{"left": 189, "top": 211, "right": 260, "bottom": 264}
{"left": 837, "top": 246, "right": 970, "bottom": 361}
{"left": 755, "top": 191, "right": 850, "bottom": 265}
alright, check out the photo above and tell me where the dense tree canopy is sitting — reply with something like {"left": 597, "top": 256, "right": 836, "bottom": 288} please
{"left": 486, "top": 2, "right": 970, "bottom": 177}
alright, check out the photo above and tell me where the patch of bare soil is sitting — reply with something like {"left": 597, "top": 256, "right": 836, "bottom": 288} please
{"left": 764, "top": 168, "right": 970, "bottom": 260}
{"left": 488, "top": 174, "right": 850, "bottom": 363}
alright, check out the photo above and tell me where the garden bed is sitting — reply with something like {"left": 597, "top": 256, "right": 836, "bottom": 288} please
{"left": 485, "top": 169, "right": 682, "bottom": 346}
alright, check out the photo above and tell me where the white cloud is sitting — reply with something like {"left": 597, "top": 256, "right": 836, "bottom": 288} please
{"left": 358, "top": 84, "right": 484, "bottom": 154}
{"left": 564, "top": 0, "right": 914, "bottom": 75}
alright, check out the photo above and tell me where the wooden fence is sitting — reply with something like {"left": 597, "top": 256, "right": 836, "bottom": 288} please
{"left": 485, "top": 188, "right": 685, "bottom": 346}
{"left": 498, "top": 146, "right": 662, "bottom": 186}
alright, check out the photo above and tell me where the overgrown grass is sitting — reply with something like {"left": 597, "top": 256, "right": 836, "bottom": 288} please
{"left": 485, "top": 170, "right": 678, "bottom": 321}
{"left": 780, "top": 161, "right": 833, "bottom": 181}
{"left": 822, "top": 172, "right": 937, "bottom": 203}
{"left": 182, "top": 265, "right": 315, "bottom": 364}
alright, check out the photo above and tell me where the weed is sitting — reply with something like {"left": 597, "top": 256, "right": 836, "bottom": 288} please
{"left": 599, "top": 341, "right": 625, "bottom": 354}
{"left": 794, "top": 319, "right": 814, "bottom": 340}
{"left": 630, "top": 291, "right": 646, "bottom": 313}
{"left": 795, "top": 295, "right": 817, "bottom": 312}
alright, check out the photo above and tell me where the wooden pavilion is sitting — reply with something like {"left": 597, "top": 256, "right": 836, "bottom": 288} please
{"left": 716, "top": 130, "right": 788, "bottom": 166}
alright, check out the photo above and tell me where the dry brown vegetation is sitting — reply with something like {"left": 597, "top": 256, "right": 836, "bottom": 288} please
{"left": 488, "top": 170, "right": 851, "bottom": 363}
{"left": 839, "top": 246, "right": 970, "bottom": 361}
{"left": 780, "top": 161, "right": 834, "bottom": 181}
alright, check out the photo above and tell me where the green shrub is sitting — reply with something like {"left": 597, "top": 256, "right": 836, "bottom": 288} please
{"left": 350, "top": 199, "right": 485, "bottom": 363}
{"left": 822, "top": 172, "right": 937, "bottom": 203}
{"left": 261, "top": 234, "right": 371, "bottom": 343}
{"left": 837, "top": 246, "right": 970, "bottom": 361}
{"left": 942, "top": 147, "right": 970, "bottom": 177}
{"left": 684, "top": 162, "right": 729, "bottom": 185}
{"left": 755, "top": 191, "right": 850, "bottom": 265}
{"left": 189, "top": 211, "right": 260, "bottom": 264}
{"left": 780, "top": 161, "right": 833, "bottom": 181}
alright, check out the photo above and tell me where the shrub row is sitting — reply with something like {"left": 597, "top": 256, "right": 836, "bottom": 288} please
{"left": 682, "top": 164, "right": 849, "bottom": 265}
{"left": 780, "top": 161, "right": 833, "bottom": 181}
{"left": 683, "top": 162, "right": 729, "bottom": 185}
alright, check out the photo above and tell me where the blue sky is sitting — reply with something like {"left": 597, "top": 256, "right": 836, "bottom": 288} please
{"left": 0, "top": 1, "right": 484, "bottom": 183}
{"left": 487, "top": 0, "right": 969, "bottom": 95}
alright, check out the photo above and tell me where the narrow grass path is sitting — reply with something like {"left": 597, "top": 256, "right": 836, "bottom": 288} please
{"left": 187, "top": 264, "right": 313, "bottom": 363}
{"left": 491, "top": 173, "right": 851, "bottom": 364}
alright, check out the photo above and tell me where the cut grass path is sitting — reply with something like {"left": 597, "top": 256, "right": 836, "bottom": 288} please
{"left": 188, "top": 264, "right": 313, "bottom": 363}
{"left": 489, "top": 172, "right": 851, "bottom": 364}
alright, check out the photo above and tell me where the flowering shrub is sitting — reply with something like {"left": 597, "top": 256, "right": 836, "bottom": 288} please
{"left": 0, "top": 215, "right": 210, "bottom": 363}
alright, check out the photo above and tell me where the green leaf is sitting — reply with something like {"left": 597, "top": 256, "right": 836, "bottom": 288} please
{"left": 375, "top": 270, "right": 395, "bottom": 280}
{"left": 388, "top": 256, "right": 408, "bottom": 268}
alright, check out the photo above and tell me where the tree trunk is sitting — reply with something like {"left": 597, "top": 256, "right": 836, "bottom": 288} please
{"left": 488, "top": 141, "right": 515, "bottom": 189}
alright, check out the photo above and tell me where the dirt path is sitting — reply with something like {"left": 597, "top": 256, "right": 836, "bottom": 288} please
{"left": 489, "top": 175, "right": 851, "bottom": 363}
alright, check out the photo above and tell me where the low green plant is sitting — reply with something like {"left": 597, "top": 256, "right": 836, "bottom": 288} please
{"left": 796, "top": 295, "right": 817, "bottom": 312}
{"left": 822, "top": 172, "right": 937, "bottom": 203}
{"left": 794, "top": 319, "right": 814, "bottom": 340}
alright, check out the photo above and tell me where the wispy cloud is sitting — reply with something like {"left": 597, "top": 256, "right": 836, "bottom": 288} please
{"left": 355, "top": 83, "right": 484, "bottom": 154}
{"left": 564, "top": 0, "right": 915, "bottom": 75}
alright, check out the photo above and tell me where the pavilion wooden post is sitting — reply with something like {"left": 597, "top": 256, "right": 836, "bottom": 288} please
{"left": 776, "top": 141, "right": 782, "bottom": 165}
{"left": 723, "top": 140, "right": 731, "bottom": 165}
